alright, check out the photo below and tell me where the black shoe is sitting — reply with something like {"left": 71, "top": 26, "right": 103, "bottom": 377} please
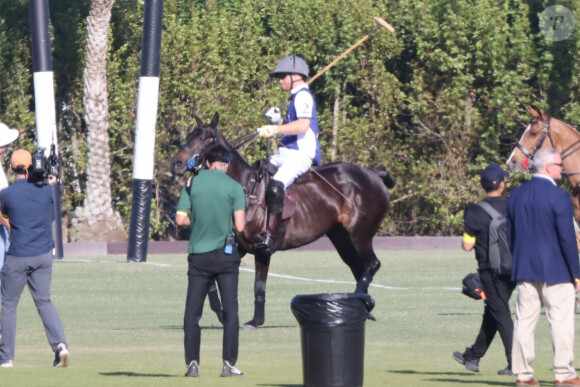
{"left": 452, "top": 351, "right": 479, "bottom": 372}
{"left": 53, "top": 343, "right": 69, "bottom": 367}
{"left": 497, "top": 366, "right": 513, "bottom": 376}
{"left": 185, "top": 360, "right": 199, "bottom": 377}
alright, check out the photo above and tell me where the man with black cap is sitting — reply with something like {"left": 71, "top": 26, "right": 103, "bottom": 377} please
{"left": 176, "top": 145, "right": 245, "bottom": 378}
{"left": 453, "top": 163, "right": 515, "bottom": 376}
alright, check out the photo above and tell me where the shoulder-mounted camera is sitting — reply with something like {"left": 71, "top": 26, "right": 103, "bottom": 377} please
{"left": 30, "top": 145, "right": 60, "bottom": 186}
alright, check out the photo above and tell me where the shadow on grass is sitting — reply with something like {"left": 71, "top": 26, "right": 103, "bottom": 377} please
{"left": 239, "top": 325, "right": 295, "bottom": 330}
{"left": 161, "top": 325, "right": 224, "bottom": 330}
{"left": 390, "top": 370, "right": 516, "bottom": 385}
{"left": 256, "top": 384, "right": 303, "bottom": 387}
{"left": 100, "top": 372, "right": 178, "bottom": 378}
{"left": 160, "top": 324, "right": 295, "bottom": 330}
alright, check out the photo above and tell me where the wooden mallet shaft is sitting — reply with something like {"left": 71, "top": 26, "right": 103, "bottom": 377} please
{"left": 308, "top": 16, "right": 395, "bottom": 84}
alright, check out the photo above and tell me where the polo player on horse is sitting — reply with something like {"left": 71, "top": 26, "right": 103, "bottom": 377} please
{"left": 254, "top": 55, "right": 321, "bottom": 254}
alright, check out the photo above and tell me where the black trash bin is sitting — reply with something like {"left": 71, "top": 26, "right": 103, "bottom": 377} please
{"left": 290, "top": 293, "right": 375, "bottom": 387}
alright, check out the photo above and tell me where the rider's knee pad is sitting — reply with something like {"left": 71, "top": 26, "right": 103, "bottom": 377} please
{"left": 266, "top": 180, "right": 285, "bottom": 213}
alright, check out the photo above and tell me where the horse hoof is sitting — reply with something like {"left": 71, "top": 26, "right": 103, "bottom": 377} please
{"left": 241, "top": 319, "right": 264, "bottom": 330}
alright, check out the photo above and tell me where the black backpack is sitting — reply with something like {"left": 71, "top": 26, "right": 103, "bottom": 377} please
{"left": 477, "top": 201, "right": 512, "bottom": 275}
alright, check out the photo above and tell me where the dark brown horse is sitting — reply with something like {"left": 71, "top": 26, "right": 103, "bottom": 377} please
{"left": 506, "top": 106, "right": 580, "bottom": 222}
{"left": 170, "top": 113, "right": 393, "bottom": 329}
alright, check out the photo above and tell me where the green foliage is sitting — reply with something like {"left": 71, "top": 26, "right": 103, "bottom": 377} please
{"left": 1, "top": 0, "right": 579, "bottom": 238}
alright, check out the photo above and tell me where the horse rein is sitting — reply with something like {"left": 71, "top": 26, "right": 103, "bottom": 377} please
{"left": 309, "top": 168, "right": 356, "bottom": 207}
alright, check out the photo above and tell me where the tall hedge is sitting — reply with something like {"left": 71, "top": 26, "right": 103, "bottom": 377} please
{"left": 0, "top": 0, "right": 578, "bottom": 239}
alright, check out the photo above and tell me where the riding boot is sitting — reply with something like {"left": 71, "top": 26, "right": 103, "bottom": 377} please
{"left": 253, "top": 180, "right": 285, "bottom": 254}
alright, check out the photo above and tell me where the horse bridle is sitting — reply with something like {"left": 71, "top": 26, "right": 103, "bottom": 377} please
{"left": 516, "top": 115, "right": 552, "bottom": 163}
{"left": 516, "top": 115, "right": 580, "bottom": 175}
{"left": 179, "top": 132, "right": 217, "bottom": 172}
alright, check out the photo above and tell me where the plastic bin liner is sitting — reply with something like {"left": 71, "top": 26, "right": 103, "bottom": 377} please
{"left": 291, "top": 293, "right": 375, "bottom": 329}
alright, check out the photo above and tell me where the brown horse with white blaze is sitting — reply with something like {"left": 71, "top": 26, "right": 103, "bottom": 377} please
{"left": 506, "top": 106, "right": 580, "bottom": 222}
{"left": 170, "top": 113, "right": 394, "bottom": 329}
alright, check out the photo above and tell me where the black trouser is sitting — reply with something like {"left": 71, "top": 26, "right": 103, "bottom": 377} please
{"left": 464, "top": 269, "right": 516, "bottom": 365}
{"left": 184, "top": 249, "right": 240, "bottom": 365}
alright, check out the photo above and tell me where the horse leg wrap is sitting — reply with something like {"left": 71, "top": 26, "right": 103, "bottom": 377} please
{"left": 253, "top": 291, "right": 266, "bottom": 325}
{"left": 355, "top": 274, "right": 372, "bottom": 294}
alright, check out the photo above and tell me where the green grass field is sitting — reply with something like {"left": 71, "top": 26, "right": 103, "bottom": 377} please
{"left": 0, "top": 248, "right": 575, "bottom": 386}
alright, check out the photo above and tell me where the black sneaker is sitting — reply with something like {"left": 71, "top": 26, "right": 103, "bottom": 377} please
{"left": 452, "top": 351, "right": 479, "bottom": 372}
{"left": 185, "top": 360, "right": 199, "bottom": 377}
{"left": 53, "top": 343, "right": 69, "bottom": 367}
{"left": 497, "top": 366, "right": 513, "bottom": 376}
{"left": 220, "top": 361, "right": 243, "bottom": 377}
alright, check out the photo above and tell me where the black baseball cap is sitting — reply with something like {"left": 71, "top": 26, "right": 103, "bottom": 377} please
{"left": 480, "top": 164, "right": 509, "bottom": 183}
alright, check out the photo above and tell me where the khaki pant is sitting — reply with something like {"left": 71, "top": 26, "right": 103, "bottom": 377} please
{"left": 512, "top": 281, "right": 576, "bottom": 381}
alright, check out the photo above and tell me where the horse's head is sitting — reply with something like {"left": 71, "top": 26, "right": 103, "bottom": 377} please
{"left": 170, "top": 112, "right": 221, "bottom": 176}
{"left": 506, "top": 106, "right": 552, "bottom": 172}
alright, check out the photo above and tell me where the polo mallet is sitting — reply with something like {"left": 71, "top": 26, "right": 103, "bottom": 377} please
{"left": 307, "top": 16, "right": 395, "bottom": 85}
{"left": 264, "top": 16, "right": 395, "bottom": 122}
{"left": 262, "top": 16, "right": 395, "bottom": 151}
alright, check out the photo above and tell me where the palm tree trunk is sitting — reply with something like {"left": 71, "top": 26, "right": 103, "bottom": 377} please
{"left": 70, "top": 0, "right": 126, "bottom": 242}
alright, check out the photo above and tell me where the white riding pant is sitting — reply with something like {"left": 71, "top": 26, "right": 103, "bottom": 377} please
{"left": 269, "top": 148, "right": 313, "bottom": 189}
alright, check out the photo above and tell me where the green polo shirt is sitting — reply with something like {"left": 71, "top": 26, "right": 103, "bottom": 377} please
{"left": 176, "top": 169, "right": 245, "bottom": 254}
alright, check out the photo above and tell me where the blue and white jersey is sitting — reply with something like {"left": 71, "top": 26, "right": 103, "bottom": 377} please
{"left": 281, "top": 84, "right": 321, "bottom": 165}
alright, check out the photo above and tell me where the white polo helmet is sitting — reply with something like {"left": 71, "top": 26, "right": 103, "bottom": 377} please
{"left": 270, "top": 55, "right": 309, "bottom": 79}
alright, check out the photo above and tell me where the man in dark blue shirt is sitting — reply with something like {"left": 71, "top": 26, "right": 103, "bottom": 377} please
{"left": 0, "top": 149, "right": 68, "bottom": 368}
{"left": 453, "top": 164, "right": 515, "bottom": 376}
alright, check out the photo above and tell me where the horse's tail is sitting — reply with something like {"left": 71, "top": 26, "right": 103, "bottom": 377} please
{"left": 373, "top": 164, "right": 396, "bottom": 189}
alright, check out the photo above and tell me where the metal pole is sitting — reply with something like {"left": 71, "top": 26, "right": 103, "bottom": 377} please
{"left": 29, "top": 0, "right": 64, "bottom": 259}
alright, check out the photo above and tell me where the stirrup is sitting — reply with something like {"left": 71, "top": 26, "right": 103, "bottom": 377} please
{"left": 253, "top": 232, "right": 272, "bottom": 251}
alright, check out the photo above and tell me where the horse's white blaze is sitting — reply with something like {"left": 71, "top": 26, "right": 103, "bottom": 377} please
{"left": 506, "top": 124, "right": 531, "bottom": 166}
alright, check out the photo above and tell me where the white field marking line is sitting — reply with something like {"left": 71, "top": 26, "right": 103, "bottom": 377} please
{"left": 239, "top": 268, "right": 406, "bottom": 290}
{"left": 239, "top": 268, "right": 461, "bottom": 291}
{"left": 59, "top": 259, "right": 461, "bottom": 291}
{"left": 59, "top": 259, "right": 173, "bottom": 267}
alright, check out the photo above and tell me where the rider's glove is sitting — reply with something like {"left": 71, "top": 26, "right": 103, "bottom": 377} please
{"left": 264, "top": 106, "right": 283, "bottom": 124}
{"left": 257, "top": 125, "right": 277, "bottom": 138}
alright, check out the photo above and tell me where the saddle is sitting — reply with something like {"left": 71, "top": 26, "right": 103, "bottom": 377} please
{"left": 251, "top": 159, "right": 312, "bottom": 220}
